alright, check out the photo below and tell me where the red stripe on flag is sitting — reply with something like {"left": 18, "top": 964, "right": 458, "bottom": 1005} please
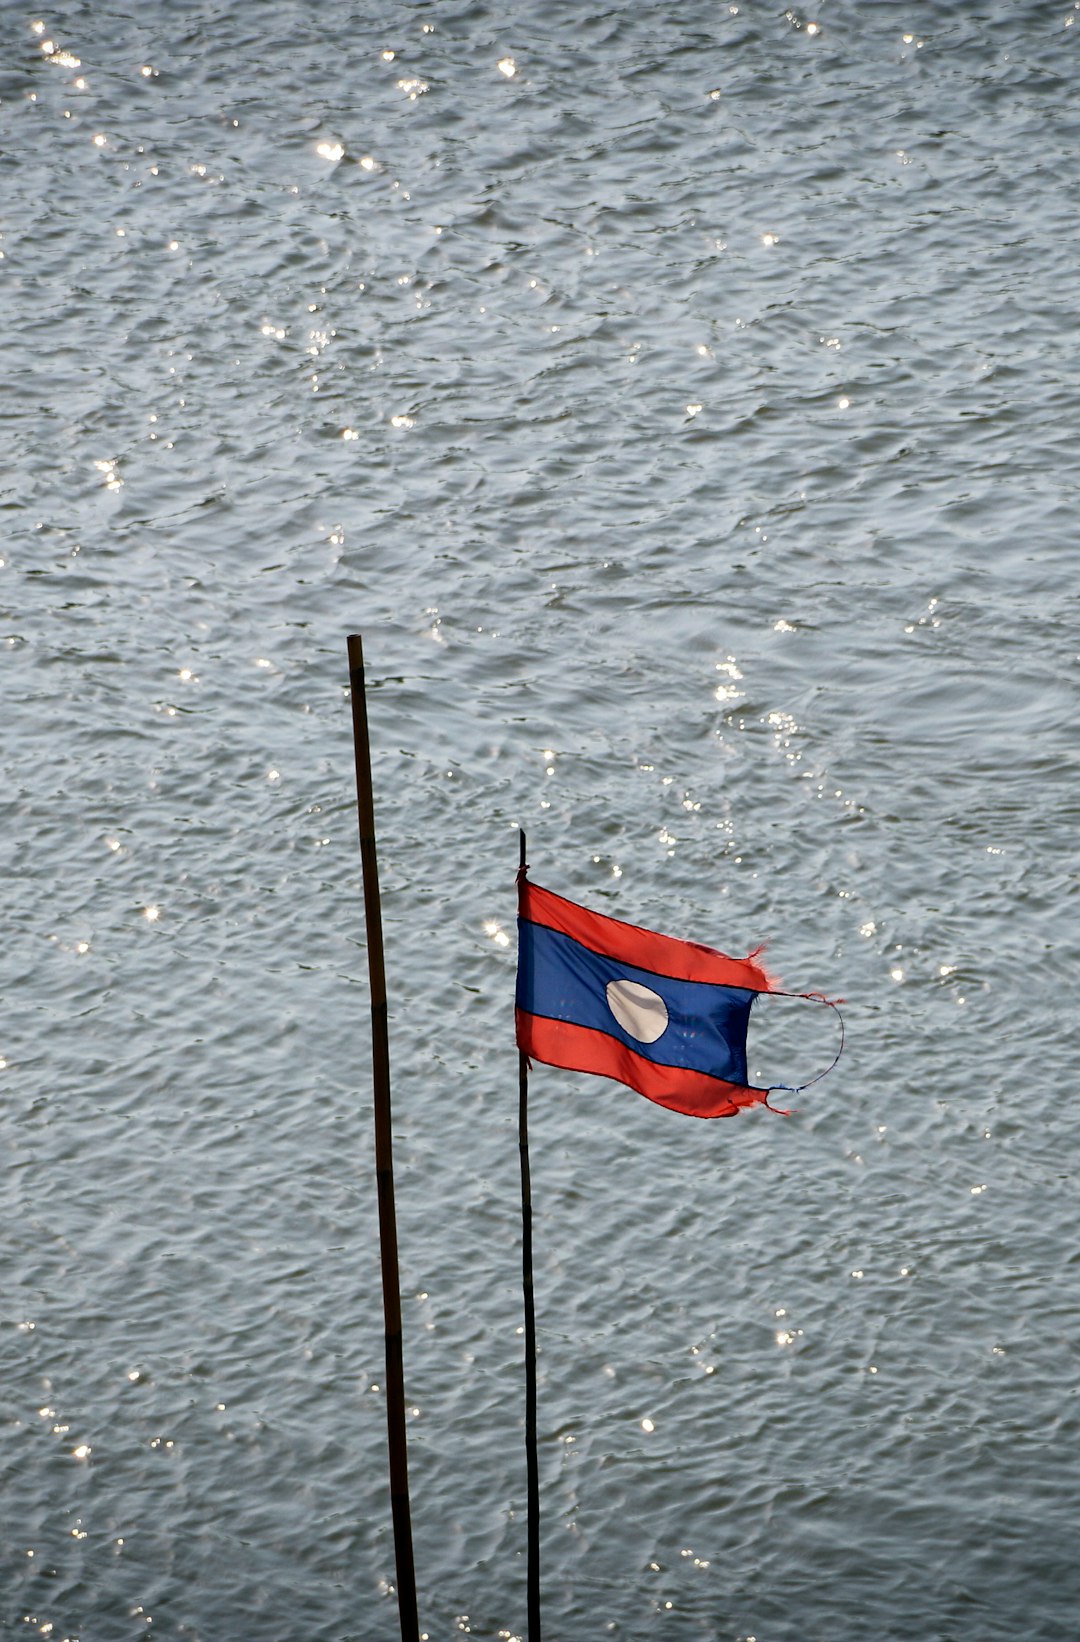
{"left": 519, "top": 878, "right": 777, "bottom": 993}
{"left": 516, "top": 1010, "right": 769, "bottom": 1120}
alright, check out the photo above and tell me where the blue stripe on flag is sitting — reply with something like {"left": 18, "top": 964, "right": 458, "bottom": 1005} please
{"left": 518, "top": 921, "right": 754, "bottom": 1084}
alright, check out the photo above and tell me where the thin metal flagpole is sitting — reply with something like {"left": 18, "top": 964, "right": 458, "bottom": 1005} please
{"left": 518, "top": 828, "right": 542, "bottom": 1640}
{"left": 347, "top": 633, "right": 420, "bottom": 1642}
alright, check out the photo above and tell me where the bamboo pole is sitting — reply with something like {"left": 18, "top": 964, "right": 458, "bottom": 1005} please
{"left": 518, "top": 828, "right": 542, "bottom": 1639}
{"left": 347, "top": 634, "right": 419, "bottom": 1642}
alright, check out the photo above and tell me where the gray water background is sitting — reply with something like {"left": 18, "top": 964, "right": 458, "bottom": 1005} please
{"left": 2, "top": 1, "right": 1079, "bottom": 1637}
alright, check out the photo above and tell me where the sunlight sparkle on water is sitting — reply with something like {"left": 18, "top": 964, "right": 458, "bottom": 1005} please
{"left": 40, "top": 37, "right": 81, "bottom": 66}
{"left": 714, "top": 656, "right": 744, "bottom": 703}
{"left": 497, "top": 57, "right": 517, "bottom": 77}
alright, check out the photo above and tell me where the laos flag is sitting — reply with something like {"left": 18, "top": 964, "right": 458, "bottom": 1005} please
{"left": 516, "top": 872, "right": 780, "bottom": 1119}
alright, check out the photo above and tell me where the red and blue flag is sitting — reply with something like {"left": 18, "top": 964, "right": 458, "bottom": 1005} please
{"left": 516, "top": 872, "right": 784, "bottom": 1119}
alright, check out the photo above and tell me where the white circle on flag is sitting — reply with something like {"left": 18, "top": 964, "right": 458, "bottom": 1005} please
{"left": 605, "top": 978, "right": 669, "bottom": 1044}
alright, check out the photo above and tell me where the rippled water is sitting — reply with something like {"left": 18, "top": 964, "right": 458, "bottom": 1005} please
{"left": 2, "top": 2, "right": 1079, "bottom": 1638}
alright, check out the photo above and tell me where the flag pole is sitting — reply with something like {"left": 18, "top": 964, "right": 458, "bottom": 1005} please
{"left": 347, "top": 633, "right": 420, "bottom": 1642}
{"left": 518, "top": 828, "right": 542, "bottom": 1640}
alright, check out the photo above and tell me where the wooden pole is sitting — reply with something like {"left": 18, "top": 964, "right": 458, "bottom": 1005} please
{"left": 518, "top": 828, "right": 542, "bottom": 1640}
{"left": 347, "top": 634, "right": 419, "bottom": 1642}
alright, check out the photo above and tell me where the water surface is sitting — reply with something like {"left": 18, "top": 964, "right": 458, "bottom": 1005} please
{"left": 2, "top": 3, "right": 1079, "bottom": 1638}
